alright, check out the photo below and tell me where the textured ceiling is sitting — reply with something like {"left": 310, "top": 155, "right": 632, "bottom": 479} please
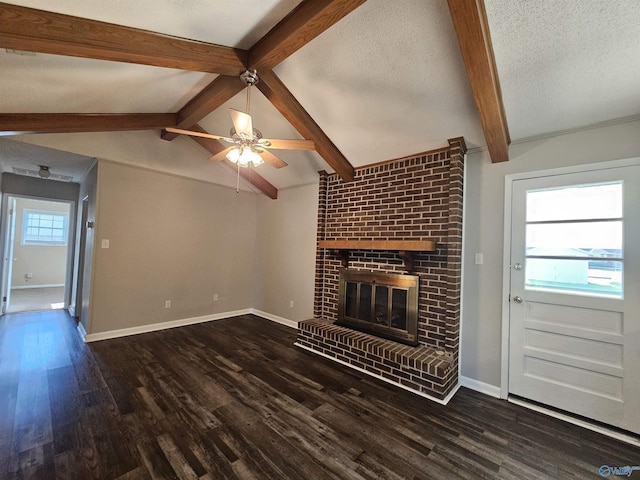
{"left": 1, "top": 0, "right": 638, "bottom": 192}
{"left": 485, "top": 0, "right": 640, "bottom": 140}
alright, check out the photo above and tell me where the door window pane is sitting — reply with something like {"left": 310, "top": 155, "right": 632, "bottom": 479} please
{"left": 527, "top": 222, "right": 622, "bottom": 255}
{"left": 526, "top": 258, "right": 622, "bottom": 297}
{"left": 527, "top": 183, "right": 622, "bottom": 222}
{"left": 525, "top": 181, "right": 623, "bottom": 298}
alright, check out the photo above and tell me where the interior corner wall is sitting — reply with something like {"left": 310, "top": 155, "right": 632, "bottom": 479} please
{"left": 87, "top": 160, "right": 258, "bottom": 335}
{"left": 253, "top": 183, "right": 319, "bottom": 322}
{"left": 461, "top": 118, "right": 640, "bottom": 388}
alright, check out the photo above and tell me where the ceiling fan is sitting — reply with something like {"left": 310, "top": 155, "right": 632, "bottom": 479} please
{"left": 165, "top": 70, "right": 315, "bottom": 169}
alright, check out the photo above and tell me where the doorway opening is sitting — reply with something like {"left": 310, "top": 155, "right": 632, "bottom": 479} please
{"left": 2, "top": 196, "right": 72, "bottom": 314}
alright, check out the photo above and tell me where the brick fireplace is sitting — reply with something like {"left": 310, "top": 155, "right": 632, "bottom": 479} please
{"left": 296, "top": 138, "right": 465, "bottom": 401}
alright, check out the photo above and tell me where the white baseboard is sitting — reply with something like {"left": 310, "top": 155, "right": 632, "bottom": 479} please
{"left": 77, "top": 321, "right": 87, "bottom": 342}
{"left": 83, "top": 309, "right": 251, "bottom": 342}
{"left": 295, "top": 342, "right": 460, "bottom": 405}
{"left": 508, "top": 396, "right": 640, "bottom": 448}
{"left": 80, "top": 308, "right": 298, "bottom": 343}
{"left": 459, "top": 376, "right": 501, "bottom": 398}
{"left": 12, "top": 283, "right": 65, "bottom": 290}
{"left": 250, "top": 309, "right": 299, "bottom": 329}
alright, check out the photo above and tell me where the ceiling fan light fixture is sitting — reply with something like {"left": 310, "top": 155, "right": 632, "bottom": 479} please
{"left": 38, "top": 165, "right": 51, "bottom": 179}
{"left": 226, "top": 147, "right": 263, "bottom": 167}
{"left": 226, "top": 147, "right": 241, "bottom": 163}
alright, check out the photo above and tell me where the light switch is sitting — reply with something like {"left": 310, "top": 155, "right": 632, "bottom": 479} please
{"left": 474, "top": 253, "right": 484, "bottom": 265}
{"left": 101, "top": 239, "right": 110, "bottom": 249}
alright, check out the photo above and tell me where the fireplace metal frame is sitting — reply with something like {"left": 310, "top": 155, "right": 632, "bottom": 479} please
{"left": 337, "top": 269, "right": 419, "bottom": 346}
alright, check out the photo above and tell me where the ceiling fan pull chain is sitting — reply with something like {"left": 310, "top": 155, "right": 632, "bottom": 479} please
{"left": 236, "top": 162, "right": 240, "bottom": 193}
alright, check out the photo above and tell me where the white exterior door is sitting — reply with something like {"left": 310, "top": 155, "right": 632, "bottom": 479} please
{"left": 508, "top": 164, "right": 640, "bottom": 435}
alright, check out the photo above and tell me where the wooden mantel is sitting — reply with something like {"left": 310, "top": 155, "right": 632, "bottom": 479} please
{"left": 318, "top": 240, "right": 435, "bottom": 251}
{"left": 318, "top": 240, "right": 436, "bottom": 272}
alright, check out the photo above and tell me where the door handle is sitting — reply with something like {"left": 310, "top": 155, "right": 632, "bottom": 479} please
{"left": 513, "top": 296, "right": 523, "bottom": 304}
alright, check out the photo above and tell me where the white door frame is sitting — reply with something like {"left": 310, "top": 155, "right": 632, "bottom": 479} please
{"left": 0, "top": 194, "right": 76, "bottom": 313}
{"left": 1, "top": 197, "right": 17, "bottom": 314}
{"left": 500, "top": 156, "right": 640, "bottom": 400}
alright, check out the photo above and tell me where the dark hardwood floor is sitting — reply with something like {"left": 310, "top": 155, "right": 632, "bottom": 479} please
{"left": 1, "top": 310, "right": 639, "bottom": 479}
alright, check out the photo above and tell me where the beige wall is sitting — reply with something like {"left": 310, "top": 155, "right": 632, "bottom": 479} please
{"left": 11, "top": 197, "right": 70, "bottom": 288}
{"left": 461, "top": 118, "right": 640, "bottom": 387}
{"left": 87, "top": 160, "right": 258, "bottom": 334}
{"left": 253, "top": 183, "right": 319, "bottom": 321}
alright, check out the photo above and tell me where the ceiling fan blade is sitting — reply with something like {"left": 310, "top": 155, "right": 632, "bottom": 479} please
{"left": 229, "top": 109, "right": 253, "bottom": 139}
{"left": 208, "top": 147, "right": 233, "bottom": 162}
{"left": 165, "top": 127, "right": 232, "bottom": 142}
{"left": 261, "top": 138, "right": 315, "bottom": 151}
{"left": 259, "top": 149, "right": 288, "bottom": 169}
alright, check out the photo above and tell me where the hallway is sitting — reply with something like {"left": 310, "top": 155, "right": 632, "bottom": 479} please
{"left": 7, "top": 287, "right": 65, "bottom": 313}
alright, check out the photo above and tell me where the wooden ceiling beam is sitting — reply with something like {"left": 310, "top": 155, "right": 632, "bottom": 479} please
{"left": 0, "top": 113, "right": 177, "bottom": 135}
{"left": 0, "top": 2, "right": 247, "bottom": 75}
{"left": 0, "top": 1, "right": 361, "bottom": 191}
{"left": 188, "top": 124, "right": 278, "bottom": 199}
{"left": 164, "top": 0, "right": 369, "bottom": 141}
{"left": 161, "top": 75, "right": 245, "bottom": 141}
{"left": 257, "top": 70, "right": 354, "bottom": 182}
{"left": 249, "top": 0, "right": 367, "bottom": 72}
{"left": 447, "top": 0, "right": 510, "bottom": 163}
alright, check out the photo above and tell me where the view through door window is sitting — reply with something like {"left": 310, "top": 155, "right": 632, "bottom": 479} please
{"left": 525, "top": 182, "right": 623, "bottom": 298}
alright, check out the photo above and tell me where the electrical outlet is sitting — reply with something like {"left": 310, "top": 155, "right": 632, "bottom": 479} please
{"left": 101, "top": 239, "right": 110, "bottom": 249}
{"left": 475, "top": 253, "right": 484, "bottom": 265}
{"left": 289, "top": 300, "right": 294, "bottom": 309}
{"left": 165, "top": 300, "right": 171, "bottom": 309}
{"left": 213, "top": 293, "right": 219, "bottom": 301}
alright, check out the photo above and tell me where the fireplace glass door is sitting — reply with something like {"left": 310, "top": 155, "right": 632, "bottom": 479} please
{"left": 338, "top": 270, "right": 419, "bottom": 345}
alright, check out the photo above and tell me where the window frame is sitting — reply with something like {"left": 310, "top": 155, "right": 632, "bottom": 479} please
{"left": 21, "top": 208, "right": 69, "bottom": 246}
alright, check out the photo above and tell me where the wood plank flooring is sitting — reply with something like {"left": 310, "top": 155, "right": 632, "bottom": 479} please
{"left": 1, "top": 310, "right": 639, "bottom": 479}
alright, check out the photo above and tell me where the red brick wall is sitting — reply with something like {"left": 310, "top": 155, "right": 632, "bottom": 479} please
{"left": 304, "top": 138, "right": 466, "bottom": 400}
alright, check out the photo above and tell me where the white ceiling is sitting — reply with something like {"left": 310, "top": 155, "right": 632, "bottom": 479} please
{"left": 0, "top": 0, "right": 638, "bottom": 190}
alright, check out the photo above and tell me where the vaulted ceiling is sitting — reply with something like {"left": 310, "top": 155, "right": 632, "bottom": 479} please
{"left": 0, "top": 0, "right": 638, "bottom": 198}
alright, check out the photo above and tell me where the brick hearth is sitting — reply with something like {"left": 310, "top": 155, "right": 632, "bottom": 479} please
{"left": 297, "top": 138, "right": 465, "bottom": 401}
